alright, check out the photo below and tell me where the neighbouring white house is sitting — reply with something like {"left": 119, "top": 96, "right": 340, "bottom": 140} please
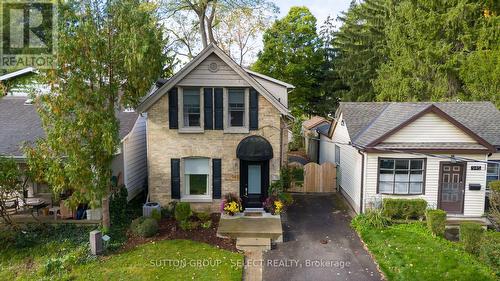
{"left": 0, "top": 96, "right": 148, "bottom": 202}
{"left": 318, "top": 102, "right": 500, "bottom": 218}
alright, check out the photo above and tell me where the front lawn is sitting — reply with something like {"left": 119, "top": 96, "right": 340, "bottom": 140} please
{"left": 69, "top": 239, "right": 243, "bottom": 280}
{"left": 354, "top": 222, "right": 497, "bottom": 281}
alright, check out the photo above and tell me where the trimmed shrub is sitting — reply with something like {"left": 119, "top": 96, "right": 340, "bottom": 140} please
{"left": 382, "top": 198, "right": 427, "bottom": 219}
{"left": 131, "top": 217, "right": 159, "bottom": 238}
{"left": 174, "top": 202, "right": 192, "bottom": 222}
{"left": 479, "top": 231, "right": 500, "bottom": 275}
{"left": 110, "top": 185, "right": 128, "bottom": 227}
{"left": 279, "top": 192, "right": 294, "bottom": 206}
{"left": 179, "top": 220, "right": 198, "bottom": 231}
{"left": 195, "top": 211, "right": 211, "bottom": 222}
{"left": 460, "top": 222, "right": 484, "bottom": 255}
{"left": 425, "top": 209, "right": 447, "bottom": 236}
{"left": 150, "top": 209, "right": 161, "bottom": 221}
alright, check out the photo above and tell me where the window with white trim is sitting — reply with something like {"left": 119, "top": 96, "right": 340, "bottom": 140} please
{"left": 487, "top": 161, "right": 500, "bottom": 189}
{"left": 378, "top": 158, "right": 425, "bottom": 195}
{"left": 183, "top": 88, "right": 201, "bottom": 127}
{"left": 184, "top": 158, "right": 209, "bottom": 197}
{"left": 228, "top": 88, "right": 246, "bottom": 127}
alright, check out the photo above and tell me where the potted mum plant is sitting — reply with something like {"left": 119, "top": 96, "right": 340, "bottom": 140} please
{"left": 220, "top": 193, "right": 242, "bottom": 216}
{"left": 263, "top": 195, "right": 284, "bottom": 215}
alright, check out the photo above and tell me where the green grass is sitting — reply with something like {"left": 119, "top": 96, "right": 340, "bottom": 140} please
{"left": 355, "top": 222, "right": 497, "bottom": 281}
{"left": 69, "top": 239, "right": 243, "bottom": 281}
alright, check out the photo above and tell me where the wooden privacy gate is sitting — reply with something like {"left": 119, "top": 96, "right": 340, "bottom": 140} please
{"left": 290, "top": 162, "right": 336, "bottom": 193}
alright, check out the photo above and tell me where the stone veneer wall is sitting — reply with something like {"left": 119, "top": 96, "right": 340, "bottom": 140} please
{"left": 146, "top": 93, "right": 286, "bottom": 212}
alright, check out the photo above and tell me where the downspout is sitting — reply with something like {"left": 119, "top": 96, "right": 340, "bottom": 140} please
{"left": 357, "top": 148, "right": 365, "bottom": 214}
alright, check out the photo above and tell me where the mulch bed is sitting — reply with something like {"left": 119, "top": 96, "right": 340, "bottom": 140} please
{"left": 120, "top": 213, "right": 239, "bottom": 253}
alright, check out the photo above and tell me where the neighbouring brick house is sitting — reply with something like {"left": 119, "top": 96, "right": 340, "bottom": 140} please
{"left": 137, "top": 44, "right": 294, "bottom": 212}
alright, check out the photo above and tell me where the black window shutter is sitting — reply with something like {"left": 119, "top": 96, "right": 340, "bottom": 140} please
{"left": 168, "top": 88, "right": 178, "bottom": 129}
{"left": 212, "top": 159, "right": 222, "bottom": 199}
{"left": 214, "top": 88, "right": 224, "bottom": 130}
{"left": 249, "top": 88, "right": 259, "bottom": 130}
{"left": 204, "top": 88, "right": 214, "bottom": 130}
{"left": 171, "top": 159, "right": 181, "bottom": 199}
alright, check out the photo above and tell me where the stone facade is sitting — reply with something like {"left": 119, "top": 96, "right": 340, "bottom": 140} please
{"left": 147, "top": 93, "right": 287, "bottom": 212}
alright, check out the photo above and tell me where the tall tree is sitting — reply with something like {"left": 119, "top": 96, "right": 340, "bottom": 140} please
{"left": 24, "top": 0, "right": 171, "bottom": 229}
{"left": 333, "top": 0, "right": 391, "bottom": 102}
{"left": 373, "top": 0, "right": 494, "bottom": 102}
{"left": 253, "top": 6, "right": 325, "bottom": 116}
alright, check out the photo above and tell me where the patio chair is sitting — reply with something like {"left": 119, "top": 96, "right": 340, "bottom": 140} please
{"left": 5, "top": 198, "right": 19, "bottom": 215}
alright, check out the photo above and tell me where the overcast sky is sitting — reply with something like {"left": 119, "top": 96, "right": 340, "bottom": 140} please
{"left": 273, "top": 0, "right": 352, "bottom": 28}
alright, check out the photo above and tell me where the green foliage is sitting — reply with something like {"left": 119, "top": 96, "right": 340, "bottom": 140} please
{"left": 253, "top": 7, "right": 326, "bottom": 115}
{"left": 279, "top": 193, "right": 294, "bottom": 206}
{"left": 289, "top": 116, "right": 305, "bottom": 151}
{"left": 479, "top": 231, "right": 500, "bottom": 276}
{"left": 42, "top": 244, "right": 91, "bottom": 277}
{"left": 355, "top": 222, "right": 497, "bottom": 280}
{"left": 179, "top": 220, "right": 198, "bottom": 231}
{"left": 460, "top": 222, "right": 484, "bottom": 255}
{"left": 195, "top": 211, "right": 211, "bottom": 223}
{"left": 131, "top": 217, "right": 158, "bottom": 238}
{"left": 280, "top": 166, "right": 304, "bottom": 190}
{"left": 351, "top": 209, "right": 390, "bottom": 231}
{"left": 24, "top": 0, "right": 172, "bottom": 215}
{"left": 382, "top": 198, "right": 427, "bottom": 220}
{"left": 174, "top": 202, "right": 192, "bottom": 222}
{"left": 150, "top": 209, "right": 161, "bottom": 221}
{"left": 110, "top": 185, "right": 128, "bottom": 227}
{"left": 268, "top": 180, "right": 284, "bottom": 197}
{"left": 425, "top": 209, "right": 447, "bottom": 236}
{"left": 488, "top": 180, "right": 500, "bottom": 227}
{"left": 0, "top": 156, "right": 23, "bottom": 224}
{"left": 333, "top": 0, "right": 391, "bottom": 102}
{"left": 201, "top": 220, "right": 212, "bottom": 229}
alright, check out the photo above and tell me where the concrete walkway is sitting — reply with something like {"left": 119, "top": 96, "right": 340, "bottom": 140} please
{"left": 263, "top": 194, "right": 383, "bottom": 281}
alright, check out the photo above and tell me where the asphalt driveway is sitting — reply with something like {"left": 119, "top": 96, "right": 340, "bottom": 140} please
{"left": 263, "top": 194, "right": 383, "bottom": 281}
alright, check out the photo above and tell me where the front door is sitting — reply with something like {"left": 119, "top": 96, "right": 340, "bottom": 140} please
{"left": 240, "top": 160, "right": 269, "bottom": 208}
{"left": 439, "top": 162, "right": 466, "bottom": 214}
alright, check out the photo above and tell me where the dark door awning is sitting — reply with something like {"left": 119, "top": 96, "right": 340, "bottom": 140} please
{"left": 236, "top": 135, "right": 273, "bottom": 161}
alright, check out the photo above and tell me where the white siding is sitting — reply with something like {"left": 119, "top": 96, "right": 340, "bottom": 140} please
{"left": 364, "top": 153, "right": 487, "bottom": 217}
{"left": 319, "top": 134, "right": 335, "bottom": 165}
{"left": 384, "top": 112, "right": 477, "bottom": 143}
{"left": 177, "top": 54, "right": 250, "bottom": 87}
{"left": 328, "top": 113, "right": 363, "bottom": 213}
{"left": 489, "top": 153, "right": 500, "bottom": 161}
{"left": 251, "top": 75, "right": 288, "bottom": 107}
{"left": 123, "top": 114, "right": 148, "bottom": 201}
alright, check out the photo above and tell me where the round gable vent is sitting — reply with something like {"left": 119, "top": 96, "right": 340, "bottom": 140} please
{"left": 208, "top": 62, "right": 219, "bottom": 72}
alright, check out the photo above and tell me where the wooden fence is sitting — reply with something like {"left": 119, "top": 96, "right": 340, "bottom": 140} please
{"left": 289, "top": 162, "right": 336, "bottom": 193}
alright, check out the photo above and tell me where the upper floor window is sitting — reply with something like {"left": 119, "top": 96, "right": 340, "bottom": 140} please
{"left": 228, "top": 88, "right": 245, "bottom": 127}
{"left": 378, "top": 158, "right": 425, "bottom": 195}
{"left": 183, "top": 88, "right": 201, "bottom": 127}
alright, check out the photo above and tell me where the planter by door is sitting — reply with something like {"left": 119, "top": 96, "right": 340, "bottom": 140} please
{"left": 236, "top": 135, "right": 273, "bottom": 209}
{"left": 438, "top": 162, "right": 466, "bottom": 214}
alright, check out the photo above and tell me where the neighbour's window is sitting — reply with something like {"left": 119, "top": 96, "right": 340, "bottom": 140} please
{"left": 335, "top": 145, "right": 340, "bottom": 164}
{"left": 228, "top": 88, "right": 245, "bottom": 127}
{"left": 184, "top": 158, "right": 209, "bottom": 196}
{"left": 378, "top": 158, "right": 425, "bottom": 195}
{"left": 183, "top": 88, "right": 201, "bottom": 127}
{"left": 487, "top": 161, "right": 500, "bottom": 189}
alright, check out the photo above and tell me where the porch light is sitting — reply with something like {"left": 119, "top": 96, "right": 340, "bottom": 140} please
{"left": 450, "top": 155, "right": 457, "bottom": 163}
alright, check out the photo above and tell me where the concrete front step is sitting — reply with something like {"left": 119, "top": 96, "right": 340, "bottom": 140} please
{"left": 217, "top": 217, "right": 283, "bottom": 242}
{"left": 236, "top": 237, "right": 271, "bottom": 251}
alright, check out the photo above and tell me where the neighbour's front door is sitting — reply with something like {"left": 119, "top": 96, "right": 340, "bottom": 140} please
{"left": 240, "top": 160, "right": 269, "bottom": 208}
{"left": 439, "top": 163, "right": 466, "bottom": 214}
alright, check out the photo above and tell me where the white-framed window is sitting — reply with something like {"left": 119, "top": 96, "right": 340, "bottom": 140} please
{"left": 183, "top": 158, "right": 210, "bottom": 199}
{"left": 224, "top": 88, "right": 249, "bottom": 132}
{"left": 378, "top": 158, "right": 425, "bottom": 195}
{"left": 182, "top": 88, "right": 201, "bottom": 127}
{"left": 487, "top": 161, "right": 500, "bottom": 189}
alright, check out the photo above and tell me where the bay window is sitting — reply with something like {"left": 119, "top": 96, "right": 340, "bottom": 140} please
{"left": 378, "top": 158, "right": 425, "bottom": 195}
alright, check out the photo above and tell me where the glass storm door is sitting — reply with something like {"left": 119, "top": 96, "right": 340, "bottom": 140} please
{"left": 240, "top": 160, "right": 269, "bottom": 208}
{"left": 439, "top": 163, "right": 465, "bottom": 214}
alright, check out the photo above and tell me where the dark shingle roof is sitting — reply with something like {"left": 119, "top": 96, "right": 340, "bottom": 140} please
{"left": 0, "top": 97, "right": 138, "bottom": 157}
{"left": 316, "top": 123, "right": 331, "bottom": 136}
{"left": 339, "top": 102, "right": 500, "bottom": 147}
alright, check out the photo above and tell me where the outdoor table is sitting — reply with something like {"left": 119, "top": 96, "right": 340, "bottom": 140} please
{"left": 26, "top": 198, "right": 48, "bottom": 216}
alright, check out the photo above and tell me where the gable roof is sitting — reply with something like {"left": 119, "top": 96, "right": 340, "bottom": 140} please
{"left": 302, "top": 116, "right": 328, "bottom": 130}
{"left": 0, "top": 96, "right": 139, "bottom": 157}
{"left": 137, "top": 43, "right": 292, "bottom": 116}
{"left": 337, "top": 102, "right": 500, "bottom": 151}
{"left": 0, "top": 67, "right": 37, "bottom": 81}
{"left": 316, "top": 123, "right": 331, "bottom": 136}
